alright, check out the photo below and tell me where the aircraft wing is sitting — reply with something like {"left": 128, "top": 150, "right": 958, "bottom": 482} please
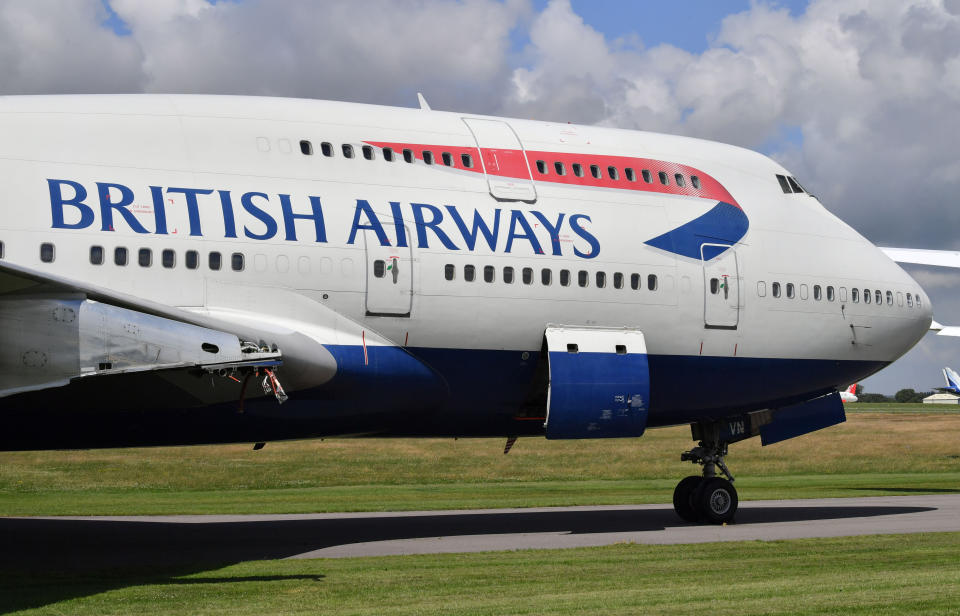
{"left": 0, "top": 260, "right": 337, "bottom": 400}
{"left": 880, "top": 247, "right": 960, "bottom": 268}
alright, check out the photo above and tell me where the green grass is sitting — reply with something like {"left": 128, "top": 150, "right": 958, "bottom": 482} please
{"left": 4, "top": 533, "right": 959, "bottom": 615}
{"left": 2, "top": 413, "right": 959, "bottom": 515}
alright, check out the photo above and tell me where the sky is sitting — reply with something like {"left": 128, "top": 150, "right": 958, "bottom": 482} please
{"left": 1, "top": 0, "right": 959, "bottom": 394}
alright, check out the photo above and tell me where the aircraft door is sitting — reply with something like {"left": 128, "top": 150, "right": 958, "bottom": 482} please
{"left": 364, "top": 227, "right": 413, "bottom": 317}
{"left": 462, "top": 118, "right": 537, "bottom": 202}
{"left": 702, "top": 243, "right": 740, "bottom": 329}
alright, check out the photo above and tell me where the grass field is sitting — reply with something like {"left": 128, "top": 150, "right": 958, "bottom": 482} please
{"left": 3, "top": 533, "right": 959, "bottom": 615}
{"left": 1, "top": 409, "right": 958, "bottom": 515}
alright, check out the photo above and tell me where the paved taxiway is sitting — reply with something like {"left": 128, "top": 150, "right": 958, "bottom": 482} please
{"left": 2, "top": 494, "right": 959, "bottom": 566}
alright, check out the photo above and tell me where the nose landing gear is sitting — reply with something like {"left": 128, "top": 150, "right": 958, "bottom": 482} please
{"left": 673, "top": 428, "right": 738, "bottom": 524}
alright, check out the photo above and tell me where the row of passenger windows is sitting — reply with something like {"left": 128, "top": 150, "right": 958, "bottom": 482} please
{"left": 535, "top": 160, "right": 701, "bottom": 189}
{"left": 37, "top": 242, "right": 246, "bottom": 271}
{"left": 298, "top": 140, "right": 474, "bottom": 169}
{"left": 758, "top": 281, "right": 921, "bottom": 307}
{"left": 435, "top": 263, "right": 659, "bottom": 291}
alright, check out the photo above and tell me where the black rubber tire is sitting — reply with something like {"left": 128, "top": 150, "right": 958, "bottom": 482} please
{"left": 672, "top": 475, "right": 703, "bottom": 522}
{"left": 694, "top": 477, "right": 738, "bottom": 524}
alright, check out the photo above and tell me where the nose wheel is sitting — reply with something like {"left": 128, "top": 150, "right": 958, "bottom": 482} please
{"left": 673, "top": 434, "right": 738, "bottom": 524}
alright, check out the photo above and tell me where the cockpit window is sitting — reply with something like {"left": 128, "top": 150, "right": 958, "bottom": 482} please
{"left": 787, "top": 176, "right": 804, "bottom": 193}
{"left": 776, "top": 174, "right": 791, "bottom": 193}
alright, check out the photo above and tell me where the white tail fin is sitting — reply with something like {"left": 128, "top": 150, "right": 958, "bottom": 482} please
{"left": 944, "top": 367, "right": 960, "bottom": 391}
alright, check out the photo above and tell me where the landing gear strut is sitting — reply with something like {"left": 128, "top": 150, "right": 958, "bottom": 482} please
{"left": 673, "top": 425, "right": 738, "bottom": 524}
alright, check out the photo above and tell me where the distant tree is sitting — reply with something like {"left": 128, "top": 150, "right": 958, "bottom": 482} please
{"left": 859, "top": 393, "right": 892, "bottom": 403}
{"left": 894, "top": 388, "right": 927, "bottom": 403}
{"left": 854, "top": 384, "right": 864, "bottom": 396}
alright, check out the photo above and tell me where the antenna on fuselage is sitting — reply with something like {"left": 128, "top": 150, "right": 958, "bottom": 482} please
{"left": 417, "top": 92, "right": 431, "bottom": 111}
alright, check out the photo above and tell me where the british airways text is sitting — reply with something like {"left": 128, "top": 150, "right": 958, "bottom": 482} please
{"left": 48, "top": 179, "right": 600, "bottom": 258}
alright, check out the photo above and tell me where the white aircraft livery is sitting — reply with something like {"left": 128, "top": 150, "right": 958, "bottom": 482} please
{"left": 0, "top": 95, "right": 933, "bottom": 523}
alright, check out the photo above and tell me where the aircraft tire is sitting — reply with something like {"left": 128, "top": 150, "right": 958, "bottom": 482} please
{"left": 694, "top": 477, "right": 738, "bottom": 524}
{"left": 672, "top": 475, "right": 703, "bottom": 522}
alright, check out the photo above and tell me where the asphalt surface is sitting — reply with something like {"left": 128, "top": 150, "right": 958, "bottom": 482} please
{"left": 3, "top": 494, "right": 959, "bottom": 565}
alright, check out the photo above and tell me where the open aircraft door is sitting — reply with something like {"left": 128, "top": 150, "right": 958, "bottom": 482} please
{"left": 364, "top": 226, "right": 413, "bottom": 317}
{"left": 462, "top": 118, "right": 537, "bottom": 203}
{"left": 544, "top": 326, "right": 650, "bottom": 439}
{"left": 701, "top": 243, "right": 740, "bottom": 329}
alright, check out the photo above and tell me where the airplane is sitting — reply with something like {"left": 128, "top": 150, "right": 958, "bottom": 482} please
{"left": 0, "top": 94, "right": 935, "bottom": 525}
{"left": 936, "top": 367, "right": 960, "bottom": 395}
{"left": 839, "top": 384, "right": 858, "bottom": 403}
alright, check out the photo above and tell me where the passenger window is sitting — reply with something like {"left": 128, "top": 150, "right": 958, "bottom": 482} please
{"left": 342, "top": 144, "right": 354, "bottom": 159}
{"left": 541, "top": 268, "right": 552, "bottom": 285}
{"left": 710, "top": 278, "right": 719, "bottom": 294}
{"left": 554, "top": 161, "right": 566, "bottom": 176}
{"left": 383, "top": 147, "right": 395, "bottom": 162}
{"left": 578, "top": 270, "right": 589, "bottom": 287}
{"left": 864, "top": 289, "right": 871, "bottom": 304}
{"left": 503, "top": 266, "right": 515, "bottom": 284}
{"left": 788, "top": 177, "right": 804, "bottom": 193}
{"left": 642, "top": 169, "right": 652, "bottom": 183}
{"left": 422, "top": 151, "right": 434, "bottom": 165}
{"left": 0, "top": 240, "right": 4, "bottom": 259}
{"left": 786, "top": 283, "right": 795, "bottom": 299}
{"left": 185, "top": 250, "right": 199, "bottom": 270}
{"left": 442, "top": 152, "right": 453, "bottom": 166}
{"left": 613, "top": 272, "right": 624, "bottom": 289}
{"left": 897, "top": 291, "right": 904, "bottom": 307}
{"left": 572, "top": 163, "right": 584, "bottom": 177}
{"left": 162, "top": 249, "right": 175, "bottom": 269}
{"left": 522, "top": 267, "right": 533, "bottom": 284}
{"left": 484, "top": 265, "right": 495, "bottom": 283}
{"left": 596, "top": 271, "right": 606, "bottom": 288}
{"left": 916, "top": 294, "right": 922, "bottom": 308}
{"left": 589, "top": 164, "right": 601, "bottom": 179}
{"left": 757, "top": 281, "right": 766, "bottom": 297}
{"left": 800, "top": 284, "right": 808, "bottom": 300}
{"left": 827, "top": 286, "right": 835, "bottom": 301}
{"left": 374, "top": 260, "right": 386, "bottom": 278}
{"left": 631, "top": 273, "right": 640, "bottom": 290}
{"left": 875, "top": 290, "right": 882, "bottom": 304}
{"left": 560, "top": 269, "right": 571, "bottom": 286}
{"left": 90, "top": 245, "right": 104, "bottom": 265}
{"left": 444, "top": 264, "right": 455, "bottom": 280}
{"left": 403, "top": 148, "right": 414, "bottom": 163}
{"left": 691, "top": 176, "right": 701, "bottom": 189}
{"left": 772, "top": 282, "right": 781, "bottom": 298}
{"left": 362, "top": 145, "right": 375, "bottom": 160}
{"left": 464, "top": 264, "right": 475, "bottom": 282}
{"left": 231, "top": 253, "right": 244, "bottom": 271}
{"left": 852, "top": 288, "right": 859, "bottom": 303}
{"left": 839, "top": 287, "right": 847, "bottom": 302}
{"left": 906, "top": 293, "right": 913, "bottom": 307}
{"left": 675, "top": 173, "right": 686, "bottom": 187}
{"left": 461, "top": 153, "right": 473, "bottom": 168}
{"left": 658, "top": 171, "right": 669, "bottom": 185}
{"left": 321, "top": 142, "right": 333, "bottom": 157}
{"left": 885, "top": 290, "right": 892, "bottom": 305}
{"left": 209, "top": 252, "right": 222, "bottom": 270}
{"left": 607, "top": 166, "right": 618, "bottom": 180}
{"left": 648, "top": 274, "right": 658, "bottom": 291}
{"left": 536, "top": 160, "right": 547, "bottom": 174}
{"left": 300, "top": 140, "right": 313, "bottom": 155}
{"left": 138, "top": 248, "right": 152, "bottom": 267}
{"left": 625, "top": 168, "right": 636, "bottom": 182}
{"left": 115, "top": 247, "right": 128, "bottom": 266}
{"left": 776, "top": 174, "right": 791, "bottom": 193}
{"left": 814, "top": 285, "right": 822, "bottom": 300}
{"left": 40, "top": 242, "right": 55, "bottom": 263}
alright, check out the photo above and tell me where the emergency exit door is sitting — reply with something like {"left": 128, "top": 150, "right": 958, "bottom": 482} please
{"left": 462, "top": 118, "right": 537, "bottom": 202}
{"left": 701, "top": 243, "right": 740, "bottom": 329}
{"left": 365, "top": 227, "right": 413, "bottom": 317}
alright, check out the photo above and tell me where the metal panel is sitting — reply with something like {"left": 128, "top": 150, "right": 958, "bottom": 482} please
{"left": 364, "top": 226, "right": 413, "bottom": 317}
{"left": 701, "top": 243, "right": 739, "bottom": 329}
{"left": 462, "top": 118, "right": 537, "bottom": 202}
{"left": 759, "top": 393, "right": 846, "bottom": 445}
{"left": 544, "top": 326, "right": 649, "bottom": 439}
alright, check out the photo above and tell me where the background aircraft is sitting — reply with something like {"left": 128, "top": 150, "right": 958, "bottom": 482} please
{"left": 839, "top": 384, "right": 858, "bottom": 403}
